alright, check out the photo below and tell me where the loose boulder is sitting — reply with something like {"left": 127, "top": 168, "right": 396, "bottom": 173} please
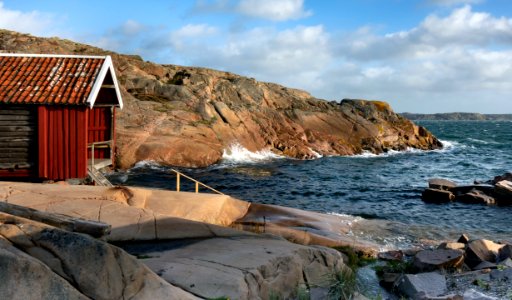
{"left": 498, "top": 244, "right": 512, "bottom": 261}
{"left": 395, "top": 272, "right": 447, "bottom": 299}
{"left": 413, "top": 249, "right": 464, "bottom": 271}
{"left": 492, "top": 172, "right": 512, "bottom": 185}
{"left": 490, "top": 268, "right": 512, "bottom": 281}
{"left": 428, "top": 178, "right": 457, "bottom": 191}
{"left": 437, "top": 242, "right": 465, "bottom": 251}
{"left": 457, "top": 234, "right": 470, "bottom": 244}
{"left": 422, "top": 188, "right": 455, "bottom": 203}
{"left": 457, "top": 189, "right": 495, "bottom": 205}
{"left": 465, "top": 239, "right": 504, "bottom": 269}
{"left": 494, "top": 180, "right": 512, "bottom": 204}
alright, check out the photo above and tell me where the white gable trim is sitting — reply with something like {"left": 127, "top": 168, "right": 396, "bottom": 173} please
{"left": 86, "top": 55, "right": 123, "bottom": 109}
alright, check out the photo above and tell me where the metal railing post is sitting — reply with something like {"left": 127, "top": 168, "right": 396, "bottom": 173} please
{"left": 170, "top": 168, "right": 223, "bottom": 195}
{"left": 91, "top": 144, "right": 95, "bottom": 169}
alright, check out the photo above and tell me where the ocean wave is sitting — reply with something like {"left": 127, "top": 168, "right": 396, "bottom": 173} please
{"left": 221, "top": 143, "right": 284, "bottom": 164}
{"left": 328, "top": 212, "right": 363, "bottom": 221}
{"left": 309, "top": 147, "right": 323, "bottom": 158}
{"left": 352, "top": 147, "right": 424, "bottom": 158}
{"left": 131, "top": 160, "right": 164, "bottom": 170}
{"left": 466, "top": 137, "right": 500, "bottom": 145}
{"left": 438, "top": 139, "right": 476, "bottom": 151}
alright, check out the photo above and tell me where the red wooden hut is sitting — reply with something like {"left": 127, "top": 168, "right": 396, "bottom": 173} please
{"left": 0, "top": 54, "right": 123, "bottom": 181}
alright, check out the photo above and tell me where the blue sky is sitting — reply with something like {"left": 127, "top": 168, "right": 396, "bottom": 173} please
{"left": 1, "top": 0, "right": 511, "bottom": 113}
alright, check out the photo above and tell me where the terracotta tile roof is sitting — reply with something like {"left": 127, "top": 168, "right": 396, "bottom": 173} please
{"left": 0, "top": 54, "right": 117, "bottom": 106}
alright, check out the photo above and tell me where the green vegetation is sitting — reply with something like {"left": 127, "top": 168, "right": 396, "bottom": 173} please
{"left": 190, "top": 116, "right": 218, "bottom": 127}
{"left": 295, "top": 284, "right": 310, "bottom": 300}
{"left": 472, "top": 278, "right": 490, "bottom": 290}
{"left": 326, "top": 267, "right": 358, "bottom": 300}
{"left": 371, "top": 101, "right": 391, "bottom": 112}
{"left": 333, "top": 246, "right": 377, "bottom": 270}
{"left": 168, "top": 70, "right": 191, "bottom": 85}
{"left": 268, "top": 290, "right": 281, "bottom": 300}
{"left": 373, "top": 260, "right": 415, "bottom": 277}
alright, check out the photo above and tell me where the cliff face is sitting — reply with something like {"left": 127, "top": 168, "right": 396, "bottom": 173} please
{"left": 0, "top": 30, "right": 442, "bottom": 168}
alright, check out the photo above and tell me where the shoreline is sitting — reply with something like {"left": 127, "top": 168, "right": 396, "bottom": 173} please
{"left": 1, "top": 180, "right": 510, "bottom": 298}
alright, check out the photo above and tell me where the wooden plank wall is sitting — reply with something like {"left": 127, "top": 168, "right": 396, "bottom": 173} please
{"left": 0, "top": 107, "right": 37, "bottom": 172}
{"left": 87, "top": 107, "right": 112, "bottom": 159}
{"left": 38, "top": 106, "right": 88, "bottom": 180}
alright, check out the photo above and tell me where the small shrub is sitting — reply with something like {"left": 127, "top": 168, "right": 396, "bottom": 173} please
{"left": 371, "top": 101, "right": 391, "bottom": 112}
{"left": 296, "top": 284, "right": 310, "bottom": 300}
{"left": 373, "top": 260, "right": 415, "bottom": 277}
{"left": 168, "top": 70, "right": 191, "bottom": 85}
{"left": 327, "top": 267, "right": 357, "bottom": 300}
{"left": 333, "top": 246, "right": 376, "bottom": 269}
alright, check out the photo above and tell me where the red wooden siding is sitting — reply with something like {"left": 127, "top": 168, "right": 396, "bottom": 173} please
{"left": 87, "top": 107, "right": 112, "bottom": 159}
{"left": 38, "top": 106, "right": 88, "bottom": 180}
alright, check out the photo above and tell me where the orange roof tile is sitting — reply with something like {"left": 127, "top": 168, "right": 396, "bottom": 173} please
{"left": 0, "top": 54, "right": 122, "bottom": 108}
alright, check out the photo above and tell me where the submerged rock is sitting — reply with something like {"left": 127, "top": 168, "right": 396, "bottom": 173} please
{"left": 422, "top": 188, "right": 455, "bottom": 203}
{"left": 457, "top": 189, "right": 495, "bottom": 205}
{"left": 494, "top": 180, "right": 512, "bottom": 204}
{"left": 428, "top": 178, "right": 457, "bottom": 191}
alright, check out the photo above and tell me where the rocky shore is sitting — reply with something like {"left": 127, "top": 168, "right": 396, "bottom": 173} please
{"left": 422, "top": 173, "right": 512, "bottom": 205}
{"left": 376, "top": 234, "right": 512, "bottom": 299}
{"left": 0, "top": 181, "right": 381, "bottom": 299}
{"left": 0, "top": 29, "right": 442, "bottom": 168}
{"left": 1, "top": 180, "right": 511, "bottom": 299}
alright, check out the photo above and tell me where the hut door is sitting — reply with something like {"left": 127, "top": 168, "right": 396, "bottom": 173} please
{"left": 0, "top": 106, "right": 37, "bottom": 176}
{"left": 87, "top": 107, "right": 112, "bottom": 160}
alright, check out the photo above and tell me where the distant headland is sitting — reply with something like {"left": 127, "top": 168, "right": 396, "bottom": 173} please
{"left": 400, "top": 112, "right": 512, "bottom": 121}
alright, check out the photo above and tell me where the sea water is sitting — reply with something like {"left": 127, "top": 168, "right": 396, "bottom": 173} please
{"left": 108, "top": 121, "right": 512, "bottom": 245}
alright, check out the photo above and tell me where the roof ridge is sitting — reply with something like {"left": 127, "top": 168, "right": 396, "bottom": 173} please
{"left": 0, "top": 53, "right": 108, "bottom": 59}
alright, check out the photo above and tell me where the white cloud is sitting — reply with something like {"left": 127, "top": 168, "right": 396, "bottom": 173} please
{"left": 0, "top": 2, "right": 57, "bottom": 36}
{"left": 340, "top": 6, "right": 512, "bottom": 61}
{"left": 192, "top": 0, "right": 311, "bottom": 21}
{"left": 92, "top": 4, "right": 512, "bottom": 113}
{"left": 172, "top": 25, "right": 331, "bottom": 91}
{"left": 236, "top": 0, "right": 311, "bottom": 21}
{"left": 173, "top": 24, "right": 218, "bottom": 39}
{"left": 120, "top": 20, "right": 146, "bottom": 36}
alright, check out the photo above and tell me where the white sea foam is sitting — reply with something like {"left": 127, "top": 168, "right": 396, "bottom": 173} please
{"left": 436, "top": 139, "right": 469, "bottom": 152}
{"left": 328, "top": 212, "right": 363, "bottom": 221}
{"left": 352, "top": 147, "right": 424, "bottom": 158}
{"left": 308, "top": 147, "right": 323, "bottom": 158}
{"left": 132, "top": 160, "right": 163, "bottom": 170}
{"left": 439, "top": 139, "right": 456, "bottom": 149}
{"left": 221, "top": 143, "right": 283, "bottom": 164}
{"left": 466, "top": 137, "right": 500, "bottom": 145}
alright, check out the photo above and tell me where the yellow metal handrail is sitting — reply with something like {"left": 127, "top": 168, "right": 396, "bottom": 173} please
{"left": 170, "top": 168, "right": 224, "bottom": 195}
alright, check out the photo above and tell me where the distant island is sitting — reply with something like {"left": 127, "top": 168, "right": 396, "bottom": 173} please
{"left": 400, "top": 112, "right": 512, "bottom": 121}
